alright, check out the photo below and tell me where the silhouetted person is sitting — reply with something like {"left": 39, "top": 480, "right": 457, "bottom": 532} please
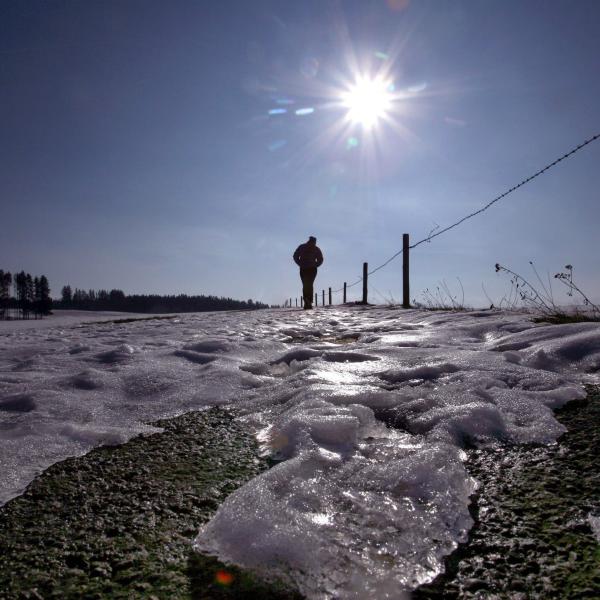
{"left": 293, "top": 236, "right": 323, "bottom": 310}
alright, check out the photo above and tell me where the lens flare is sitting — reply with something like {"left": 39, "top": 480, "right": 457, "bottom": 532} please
{"left": 407, "top": 82, "right": 427, "bottom": 93}
{"left": 301, "top": 57, "right": 320, "bottom": 78}
{"left": 215, "top": 570, "right": 234, "bottom": 586}
{"left": 342, "top": 77, "right": 393, "bottom": 129}
{"left": 268, "top": 139, "right": 287, "bottom": 152}
{"left": 387, "top": 0, "right": 410, "bottom": 11}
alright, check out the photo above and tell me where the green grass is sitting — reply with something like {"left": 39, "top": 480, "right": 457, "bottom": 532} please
{"left": 414, "top": 386, "right": 600, "bottom": 599}
{"left": 0, "top": 409, "right": 301, "bottom": 600}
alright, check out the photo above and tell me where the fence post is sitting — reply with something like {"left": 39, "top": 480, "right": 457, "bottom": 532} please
{"left": 322, "top": 289, "right": 325, "bottom": 306}
{"left": 402, "top": 233, "right": 410, "bottom": 308}
{"left": 289, "top": 297, "right": 292, "bottom": 308}
{"left": 343, "top": 282, "right": 347, "bottom": 304}
{"left": 315, "top": 293, "right": 318, "bottom": 307}
{"left": 328, "top": 287, "right": 332, "bottom": 305}
{"left": 301, "top": 296, "right": 304, "bottom": 307}
{"left": 362, "top": 262, "right": 368, "bottom": 304}
{"left": 295, "top": 298, "right": 298, "bottom": 307}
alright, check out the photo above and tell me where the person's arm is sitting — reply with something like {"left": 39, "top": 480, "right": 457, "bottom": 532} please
{"left": 293, "top": 246, "right": 302, "bottom": 266}
{"left": 315, "top": 247, "right": 323, "bottom": 267}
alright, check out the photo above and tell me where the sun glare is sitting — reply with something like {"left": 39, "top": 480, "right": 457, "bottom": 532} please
{"left": 342, "top": 76, "right": 393, "bottom": 129}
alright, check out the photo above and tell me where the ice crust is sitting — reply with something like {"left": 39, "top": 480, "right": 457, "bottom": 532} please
{"left": 1, "top": 306, "right": 598, "bottom": 597}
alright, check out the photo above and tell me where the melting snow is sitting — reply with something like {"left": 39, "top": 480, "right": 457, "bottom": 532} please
{"left": 1, "top": 306, "right": 599, "bottom": 597}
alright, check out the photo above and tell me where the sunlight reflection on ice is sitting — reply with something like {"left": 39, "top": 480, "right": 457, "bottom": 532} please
{"left": 309, "top": 513, "right": 334, "bottom": 525}
{"left": 3, "top": 305, "right": 598, "bottom": 600}
{"left": 310, "top": 367, "right": 361, "bottom": 385}
{"left": 308, "top": 357, "right": 385, "bottom": 387}
{"left": 380, "top": 332, "right": 431, "bottom": 345}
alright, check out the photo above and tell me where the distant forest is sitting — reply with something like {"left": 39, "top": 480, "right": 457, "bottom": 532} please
{"left": 0, "top": 270, "right": 52, "bottom": 320}
{"left": 58, "top": 285, "right": 270, "bottom": 313}
{"left": 0, "top": 270, "right": 270, "bottom": 320}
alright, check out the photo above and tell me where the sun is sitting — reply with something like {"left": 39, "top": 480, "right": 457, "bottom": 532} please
{"left": 342, "top": 76, "right": 393, "bottom": 129}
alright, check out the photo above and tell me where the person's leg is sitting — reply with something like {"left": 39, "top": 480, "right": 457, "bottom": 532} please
{"left": 300, "top": 269, "right": 311, "bottom": 308}
{"left": 300, "top": 268, "right": 317, "bottom": 308}
{"left": 308, "top": 267, "right": 318, "bottom": 298}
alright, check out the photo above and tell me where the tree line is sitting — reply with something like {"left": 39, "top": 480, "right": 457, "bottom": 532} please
{"left": 59, "top": 286, "right": 269, "bottom": 313}
{"left": 0, "top": 269, "right": 269, "bottom": 318}
{"left": 0, "top": 270, "right": 52, "bottom": 320}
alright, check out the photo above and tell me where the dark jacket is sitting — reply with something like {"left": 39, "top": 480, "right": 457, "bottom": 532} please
{"left": 293, "top": 243, "right": 323, "bottom": 269}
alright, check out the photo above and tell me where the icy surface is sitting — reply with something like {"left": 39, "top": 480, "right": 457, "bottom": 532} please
{"left": 2, "top": 306, "right": 599, "bottom": 597}
{"left": 588, "top": 514, "right": 600, "bottom": 543}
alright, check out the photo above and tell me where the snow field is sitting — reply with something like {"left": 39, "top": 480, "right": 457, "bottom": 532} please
{"left": 1, "top": 306, "right": 599, "bottom": 598}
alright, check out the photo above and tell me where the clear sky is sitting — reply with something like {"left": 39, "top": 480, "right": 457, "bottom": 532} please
{"left": 2, "top": 0, "right": 599, "bottom": 307}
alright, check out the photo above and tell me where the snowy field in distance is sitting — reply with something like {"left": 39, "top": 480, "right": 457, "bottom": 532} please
{"left": 1, "top": 306, "right": 600, "bottom": 598}
{"left": 0, "top": 309, "right": 169, "bottom": 333}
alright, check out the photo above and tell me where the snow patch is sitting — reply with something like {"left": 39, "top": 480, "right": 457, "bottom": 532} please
{"left": 588, "top": 514, "right": 600, "bottom": 543}
{"left": 183, "top": 339, "right": 232, "bottom": 353}
{"left": 67, "top": 370, "right": 105, "bottom": 390}
{"left": 322, "top": 351, "right": 379, "bottom": 363}
{"left": 1, "top": 306, "right": 598, "bottom": 597}
{"left": 0, "top": 393, "right": 36, "bottom": 413}
{"left": 272, "top": 348, "right": 323, "bottom": 365}
{"left": 173, "top": 350, "right": 217, "bottom": 365}
{"left": 380, "top": 362, "right": 460, "bottom": 384}
{"left": 93, "top": 344, "right": 136, "bottom": 364}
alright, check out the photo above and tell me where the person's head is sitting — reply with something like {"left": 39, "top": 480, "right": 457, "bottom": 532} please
{"left": 308, "top": 236, "right": 317, "bottom": 245}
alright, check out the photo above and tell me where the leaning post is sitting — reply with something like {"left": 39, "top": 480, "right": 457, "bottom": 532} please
{"left": 362, "top": 262, "right": 368, "bottom": 304}
{"left": 402, "top": 233, "right": 410, "bottom": 308}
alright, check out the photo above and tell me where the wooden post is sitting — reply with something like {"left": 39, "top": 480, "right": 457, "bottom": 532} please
{"left": 362, "top": 262, "right": 368, "bottom": 304}
{"left": 322, "top": 289, "right": 325, "bottom": 306}
{"left": 300, "top": 296, "right": 304, "bottom": 307}
{"left": 315, "top": 293, "right": 318, "bottom": 306}
{"left": 295, "top": 298, "right": 298, "bottom": 307}
{"left": 343, "top": 282, "right": 347, "bottom": 304}
{"left": 402, "top": 233, "right": 410, "bottom": 308}
{"left": 328, "top": 287, "right": 332, "bottom": 305}
{"left": 289, "top": 298, "right": 292, "bottom": 308}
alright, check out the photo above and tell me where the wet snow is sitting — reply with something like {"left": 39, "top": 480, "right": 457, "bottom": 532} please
{"left": 1, "top": 306, "right": 599, "bottom": 597}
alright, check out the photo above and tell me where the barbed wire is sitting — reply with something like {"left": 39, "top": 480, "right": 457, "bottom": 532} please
{"left": 332, "top": 132, "right": 600, "bottom": 294}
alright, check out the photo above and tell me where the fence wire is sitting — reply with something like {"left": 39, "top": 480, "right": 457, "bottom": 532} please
{"left": 332, "top": 132, "right": 600, "bottom": 294}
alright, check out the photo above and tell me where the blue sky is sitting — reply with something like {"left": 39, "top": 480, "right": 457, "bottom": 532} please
{"left": 2, "top": 0, "right": 599, "bottom": 307}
